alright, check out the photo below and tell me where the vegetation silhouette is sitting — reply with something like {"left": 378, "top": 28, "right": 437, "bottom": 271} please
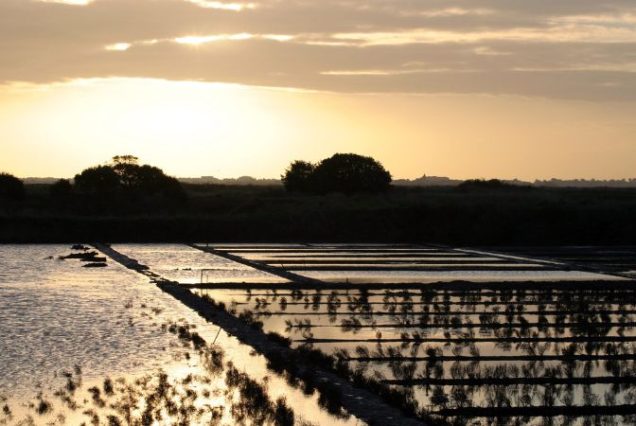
{"left": 74, "top": 165, "right": 120, "bottom": 194}
{"left": 0, "top": 172, "right": 25, "bottom": 201}
{"left": 75, "top": 155, "right": 185, "bottom": 200}
{"left": 281, "top": 160, "right": 314, "bottom": 193}
{"left": 49, "top": 178, "right": 73, "bottom": 201}
{"left": 2, "top": 160, "right": 636, "bottom": 243}
{"left": 282, "top": 153, "right": 392, "bottom": 194}
{"left": 458, "top": 179, "right": 531, "bottom": 191}
{"left": 70, "top": 156, "right": 186, "bottom": 213}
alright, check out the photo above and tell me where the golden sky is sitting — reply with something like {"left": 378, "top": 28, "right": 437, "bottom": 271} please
{"left": 1, "top": 0, "right": 635, "bottom": 179}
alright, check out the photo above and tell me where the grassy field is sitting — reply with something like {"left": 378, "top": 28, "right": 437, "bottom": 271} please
{"left": 1, "top": 184, "right": 635, "bottom": 244}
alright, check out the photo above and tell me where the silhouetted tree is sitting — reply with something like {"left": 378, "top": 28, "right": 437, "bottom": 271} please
{"left": 111, "top": 155, "right": 140, "bottom": 189}
{"left": 49, "top": 179, "right": 73, "bottom": 200}
{"left": 0, "top": 173, "right": 25, "bottom": 201}
{"left": 458, "top": 179, "right": 529, "bottom": 191}
{"left": 310, "top": 153, "right": 392, "bottom": 194}
{"left": 74, "top": 156, "right": 186, "bottom": 202}
{"left": 74, "top": 165, "right": 120, "bottom": 194}
{"left": 134, "top": 164, "right": 186, "bottom": 201}
{"left": 281, "top": 160, "right": 315, "bottom": 193}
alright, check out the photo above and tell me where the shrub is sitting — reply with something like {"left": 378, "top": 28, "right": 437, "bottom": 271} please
{"left": 49, "top": 179, "right": 73, "bottom": 200}
{"left": 282, "top": 153, "right": 392, "bottom": 194}
{"left": 458, "top": 179, "right": 529, "bottom": 191}
{"left": 281, "top": 161, "right": 315, "bottom": 193}
{"left": 0, "top": 173, "right": 25, "bottom": 201}
{"left": 74, "top": 165, "right": 120, "bottom": 194}
{"left": 74, "top": 156, "right": 186, "bottom": 202}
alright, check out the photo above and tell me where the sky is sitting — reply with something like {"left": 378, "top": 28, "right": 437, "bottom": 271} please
{"left": 1, "top": 0, "right": 635, "bottom": 180}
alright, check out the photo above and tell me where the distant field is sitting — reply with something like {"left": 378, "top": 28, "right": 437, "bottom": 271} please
{"left": 1, "top": 184, "right": 635, "bottom": 244}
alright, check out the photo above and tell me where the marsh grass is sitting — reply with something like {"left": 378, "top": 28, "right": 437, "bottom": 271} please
{"left": 5, "top": 185, "right": 636, "bottom": 245}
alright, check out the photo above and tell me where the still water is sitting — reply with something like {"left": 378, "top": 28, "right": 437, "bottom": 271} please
{"left": 0, "top": 245, "right": 358, "bottom": 425}
{"left": 0, "top": 245, "right": 180, "bottom": 393}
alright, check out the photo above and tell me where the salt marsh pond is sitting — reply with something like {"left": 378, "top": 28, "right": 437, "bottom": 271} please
{"left": 2, "top": 243, "right": 636, "bottom": 425}
{"left": 0, "top": 245, "right": 359, "bottom": 425}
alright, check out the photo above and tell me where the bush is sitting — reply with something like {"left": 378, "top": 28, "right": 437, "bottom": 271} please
{"left": 49, "top": 179, "right": 73, "bottom": 200}
{"left": 0, "top": 173, "right": 25, "bottom": 201}
{"left": 282, "top": 153, "right": 392, "bottom": 194}
{"left": 281, "top": 161, "right": 314, "bottom": 193}
{"left": 74, "top": 156, "right": 186, "bottom": 202}
{"left": 458, "top": 179, "right": 528, "bottom": 191}
{"left": 74, "top": 166, "right": 120, "bottom": 194}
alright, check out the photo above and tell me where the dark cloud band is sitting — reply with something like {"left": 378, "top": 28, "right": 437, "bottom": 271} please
{"left": 1, "top": 0, "right": 635, "bottom": 100}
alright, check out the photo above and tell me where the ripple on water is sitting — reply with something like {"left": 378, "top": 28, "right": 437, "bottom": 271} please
{"left": 0, "top": 244, "right": 361, "bottom": 426}
{"left": 0, "top": 245, "right": 209, "bottom": 395}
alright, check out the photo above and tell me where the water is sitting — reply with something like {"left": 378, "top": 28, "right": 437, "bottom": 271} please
{"left": 0, "top": 245, "right": 180, "bottom": 394}
{"left": 188, "top": 266, "right": 636, "bottom": 425}
{"left": 210, "top": 244, "right": 624, "bottom": 283}
{"left": 0, "top": 245, "right": 359, "bottom": 425}
{"left": 295, "top": 269, "right": 626, "bottom": 283}
{"left": 112, "top": 243, "right": 289, "bottom": 283}
{"left": 4, "top": 242, "right": 634, "bottom": 425}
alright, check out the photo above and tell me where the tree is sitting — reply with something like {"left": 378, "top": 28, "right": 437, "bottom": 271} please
{"left": 73, "top": 156, "right": 186, "bottom": 202}
{"left": 49, "top": 179, "right": 73, "bottom": 200}
{"left": 111, "top": 155, "right": 140, "bottom": 189}
{"left": 310, "top": 153, "right": 392, "bottom": 194}
{"left": 281, "top": 160, "right": 315, "bottom": 193}
{"left": 457, "top": 179, "right": 525, "bottom": 191}
{"left": 134, "top": 164, "right": 186, "bottom": 201}
{"left": 74, "top": 165, "right": 120, "bottom": 194}
{"left": 0, "top": 173, "right": 25, "bottom": 201}
{"left": 112, "top": 155, "right": 139, "bottom": 165}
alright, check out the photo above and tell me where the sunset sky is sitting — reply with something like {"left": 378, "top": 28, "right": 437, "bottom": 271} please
{"left": 1, "top": 0, "right": 635, "bottom": 180}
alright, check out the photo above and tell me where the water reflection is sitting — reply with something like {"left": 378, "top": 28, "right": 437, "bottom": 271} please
{"left": 113, "top": 244, "right": 289, "bottom": 284}
{"left": 0, "top": 245, "right": 359, "bottom": 426}
{"left": 194, "top": 285, "right": 636, "bottom": 425}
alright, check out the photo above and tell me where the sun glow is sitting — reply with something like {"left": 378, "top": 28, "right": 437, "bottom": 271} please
{"left": 105, "top": 43, "right": 132, "bottom": 52}
{"left": 0, "top": 78, "right": 345, "bottom": 179}
{"left": 37, "top": 0, "right": 93, "bottom": 5}
{"left": 174, "top": 33, "right": 253, "bottom": 45}
{"left": 111, "top": 33, "right": 293, "bottom": 49}
{"left": 36, "top": 0, "right": 256, "bottom": 10}
{"left": 1, "top": 77, "right": 635, "bottom": 181}
{"left": 186, "top": 1, "right": 256, "bottom": 11}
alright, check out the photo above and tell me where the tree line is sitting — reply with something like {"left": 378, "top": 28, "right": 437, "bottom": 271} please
{"left": 0, "top": 156, "right": 186, "bottom": 208}
{"left": 1, "top": 153, "right": 394, "bottom": 206}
